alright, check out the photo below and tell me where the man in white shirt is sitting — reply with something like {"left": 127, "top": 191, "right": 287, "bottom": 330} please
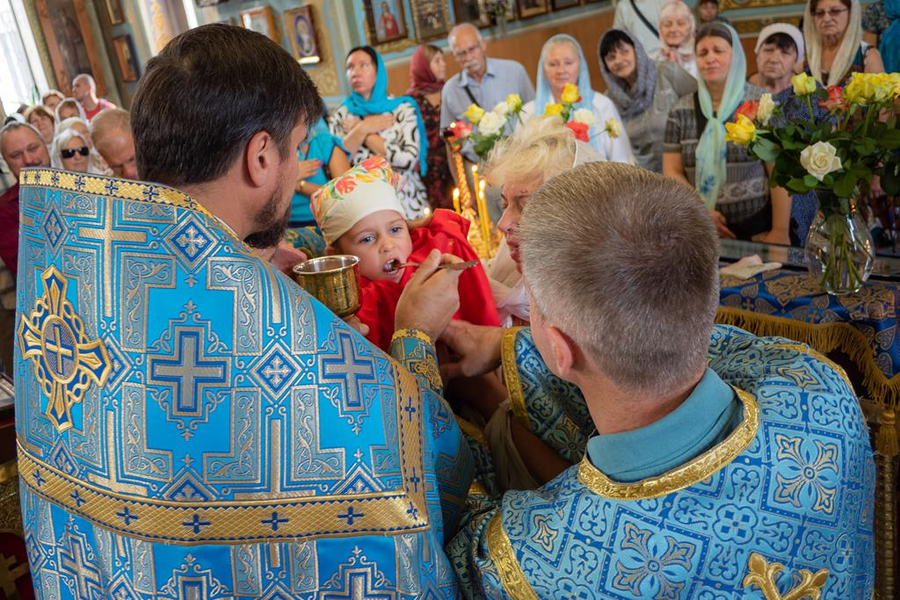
{"left": 613, "top": 0, "right": 668, "bottom": 56}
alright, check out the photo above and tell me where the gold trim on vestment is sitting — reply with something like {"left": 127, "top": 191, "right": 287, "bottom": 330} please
{"left": 390, "top": 328, "right": 433, "bottom": 347}
{"left": 766, "top": 342, "right": 855, "bottom": 393}
{"left": 500, "top": 327, "right": 528, "bottom": 429}
{"left": 456, "top": 416, "right": 489, "bottom": 448}
{"left": 486, "top": 513, "right": 540, "bottom": 600}
{"left": 577, "top": 389, "right": 759, "bottom": 500}
{"left": 17, "top": 440, "right": 427, "bottom": 545}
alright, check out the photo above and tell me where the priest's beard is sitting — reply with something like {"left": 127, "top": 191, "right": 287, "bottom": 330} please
{"left": 245, "top": 177, "right": 290, "bottom": 249}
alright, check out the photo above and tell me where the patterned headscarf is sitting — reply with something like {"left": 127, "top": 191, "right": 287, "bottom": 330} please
{"left": 599, "top": 29, "right": 659, "bottom": 120}
{"left": 804, "top": 0, "right": 864, "bottom": 86}
{"left": 534, "top": 34, "right": 602, "bottom": 152}
{"left": 695, "top": 23, "right": 747, "bottom": 209}
{"left": 407, "top": 46, "right": 444, "bottom": 94}
{"left": 311, "top": 156, "right": 404, "bottom": 244}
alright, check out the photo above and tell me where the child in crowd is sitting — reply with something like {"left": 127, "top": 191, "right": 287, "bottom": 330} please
{"left": 311, "top": 156, "right": 500, "bottom": 350}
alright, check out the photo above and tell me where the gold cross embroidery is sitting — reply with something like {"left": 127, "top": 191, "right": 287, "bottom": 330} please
{"left": 18, "top": 266, "right": 112, "bottom": 432}
{"left": 743, "top": 552, "right": 829, "bottom": 600}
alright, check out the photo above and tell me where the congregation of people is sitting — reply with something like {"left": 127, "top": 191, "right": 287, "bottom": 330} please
{"left": 0, "top": 0, "right": 892, "bottom": 596}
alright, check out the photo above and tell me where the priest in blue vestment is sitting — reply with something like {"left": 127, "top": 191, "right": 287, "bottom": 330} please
{"left": 15, "top": 24, "right": 473, "bottom": 598}
{"left": 444, "top": 162, "right": 874, "bottom": 598}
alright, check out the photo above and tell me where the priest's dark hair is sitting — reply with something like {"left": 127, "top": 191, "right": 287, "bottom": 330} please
{"left": 132, "top": 23, "right": 324, "bottom": 186}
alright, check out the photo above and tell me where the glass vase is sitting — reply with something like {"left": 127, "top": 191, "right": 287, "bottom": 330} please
{"left": 804, "top": 191, "right": 874, "bottom": 295}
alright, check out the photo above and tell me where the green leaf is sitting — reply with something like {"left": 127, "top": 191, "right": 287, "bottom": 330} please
{"left": 803, "top": 174, "right": 820, "bottom": 187}
{"left": 880, "top": 128, "right": 900, "bottom": 150}
{"left": 752, "top": 137, "right": 779, "bottom": 162}
{"left": 787, "top": 177, "right": 811, "bottom": 193}
{"left": 833, "top": 173, "right": 857, "bottom": 197}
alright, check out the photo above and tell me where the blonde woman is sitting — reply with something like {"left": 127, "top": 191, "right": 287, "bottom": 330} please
{"left": 484, "top": 116, "right": 602, "bottom": 326}
{"left": 651, "top": 0, "right": 699, "bottom": 78}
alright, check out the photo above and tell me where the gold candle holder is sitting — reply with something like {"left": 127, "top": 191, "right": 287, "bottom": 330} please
{"left": 291, "top": 255, "right": 361, "bottom": 318}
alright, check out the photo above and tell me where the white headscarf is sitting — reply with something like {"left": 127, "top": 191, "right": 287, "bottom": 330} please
{"left": 654, "top": 0, "right": 696, "bottom": 69}
{"left": 804, "top": 0, "right": 863, "bottom": 86}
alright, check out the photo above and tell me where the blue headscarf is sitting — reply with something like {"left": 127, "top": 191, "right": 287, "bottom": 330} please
{"left": 341, "top": 46, "right": 428, "bottom": 175}
{"left": 534, "top": 34, "right": 602, "bottom": 153}
{"left": 695, "top": 23, "right": 746, "bottom": 209}
{"left": 881, "top": 0, "right": 900, "bottom": 74}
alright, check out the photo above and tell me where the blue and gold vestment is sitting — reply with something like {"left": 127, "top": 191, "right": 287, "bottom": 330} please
{"left": 450, "top": 325, "right": 874, "bottom": 599}
{"left": 14, "top": 168, "right": 473, "bottom": 598}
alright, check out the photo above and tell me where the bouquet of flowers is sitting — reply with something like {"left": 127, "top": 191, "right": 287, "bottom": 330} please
{"left": 725, "top": 72, "right": 900, "bottom": 293}
{"left": 543, "top": 83, "right": 620, "bottom": 144}
{"left": 462, "top": 94, "right": 524, "bottom": 159}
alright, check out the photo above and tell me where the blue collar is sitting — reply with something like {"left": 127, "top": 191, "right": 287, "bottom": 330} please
{"left": 586, "top": 368, "right": 742, "bottom": 482}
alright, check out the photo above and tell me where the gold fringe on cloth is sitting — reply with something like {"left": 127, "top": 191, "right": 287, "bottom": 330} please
{"left": 716, "top": 307, "right": 900, "bottom": 455}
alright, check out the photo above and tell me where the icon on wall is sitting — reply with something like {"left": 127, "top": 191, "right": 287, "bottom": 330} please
{"left": 364, "top": 0, "right": 408, "bottom": 44}
{"left": 112, "top": 34, "right": 140, "bottom": 82}
{"left": 285, "top": 6, "right": 321, "bottom": 65}
{"left": 410, "top": 0, "right": 451, "bottom": 40}
{"left": 239, "top": 6, "right": 280, "bottom": 43}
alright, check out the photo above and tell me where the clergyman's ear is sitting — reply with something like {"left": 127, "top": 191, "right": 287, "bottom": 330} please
{"left": 546, "top": 324, "right": 578, "bottom": 380}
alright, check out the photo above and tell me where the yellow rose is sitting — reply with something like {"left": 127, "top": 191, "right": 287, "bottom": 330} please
{"left": 545, "top": 103, "right": 565, "bottom": 117}
{"left": 791, "top": 73, "right": 817, "bottom": 96}
{"left": 724, "top": 114, "right": 757, "bottom": 145}
{"left": 506, "top": 94, "right": 522, "bottom": 112}
{"left": 464, "top": 104, "right": 485, "bottom": 124}
{"left": 560, "top": 83, "right": 581, "bottom": 104}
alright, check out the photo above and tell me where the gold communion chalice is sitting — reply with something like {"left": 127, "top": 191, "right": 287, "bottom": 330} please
{"left": 291, "top": 255, "right": 361, "bottom": 318}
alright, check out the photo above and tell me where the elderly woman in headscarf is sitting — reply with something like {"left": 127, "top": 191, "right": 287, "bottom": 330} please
{"left": 329, "top": 45, "right": 429, "bottom": 218}
{"left": 663, "top": 22, "right": 792, "bottom": 245}
{"left": 49, "top": 129, "right": 104, "bottom": 174}
{"left": 599, "top": 29, "right": 696, "bottom": 173}
{"left": 407, "top": 44, "right": 454, "bottom": 209}
{"left": 54, "top": 98, "right": 86, "bottom": 123}
{"left": 521, "top": 34, "right": 634, "bottom": 164}
{"left": 805, "top": 0, "right": 884, "bottom": 87}
{"left": 651, "top": 0, "right": 699, "bottom": 78}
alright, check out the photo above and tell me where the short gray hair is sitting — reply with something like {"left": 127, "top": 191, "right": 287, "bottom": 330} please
{"left": 90, "top": 107, "right": 130, "bottom": 150}
{"left": 0, "top": 121, "right": 44, "bottom": 158}
{"left": 448, "top": 23, "right": 482, "bottom": 48}
{"left": 520, "top": 162, "right": 720, "bottom": 395}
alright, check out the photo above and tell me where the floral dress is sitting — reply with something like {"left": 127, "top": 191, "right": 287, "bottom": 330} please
{"left": 329, "top": 102, "right": 428, "bottom": 219}
{"left": 411, "top": 91, "right": 454, "bottom": 209}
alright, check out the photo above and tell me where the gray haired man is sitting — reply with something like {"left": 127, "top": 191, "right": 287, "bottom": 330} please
{"left": 440, "top": 162, "right": 874, "bottom": 598}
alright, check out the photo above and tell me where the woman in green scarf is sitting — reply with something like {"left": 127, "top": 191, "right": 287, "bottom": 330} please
{"left": 663, "top": 22, "right": 792, "bottom": 244}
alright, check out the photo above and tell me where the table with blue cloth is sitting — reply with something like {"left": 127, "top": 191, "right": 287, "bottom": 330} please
{"left": 718, "top": 239, "right": 900, "bottom": 598}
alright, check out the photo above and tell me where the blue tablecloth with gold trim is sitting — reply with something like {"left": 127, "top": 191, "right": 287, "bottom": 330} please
{"left": 717, "top": 268, "right": 900, "bottom": 414}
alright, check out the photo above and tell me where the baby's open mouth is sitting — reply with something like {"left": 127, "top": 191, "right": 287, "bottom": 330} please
{"left": 384, "top": 259, "right": 402, "bottom": 273}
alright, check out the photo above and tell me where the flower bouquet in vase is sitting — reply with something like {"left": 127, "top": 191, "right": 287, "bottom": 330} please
{"left": 726, "top": 72, "right": 900, "bottom": 295}
{"left": 544, "top": 83, "right": 620, "bottom": 144}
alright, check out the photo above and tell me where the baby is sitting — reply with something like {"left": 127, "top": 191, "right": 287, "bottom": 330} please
{"left": 311, "top": 156, "right": 499, "bottom": 349}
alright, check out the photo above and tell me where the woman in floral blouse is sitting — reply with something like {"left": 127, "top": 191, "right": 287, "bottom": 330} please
{"left": 407, "top": 44, "right": 454, "bottom": 209}
{"left": 329, "top": 45, "right": 429, "bottom": 218}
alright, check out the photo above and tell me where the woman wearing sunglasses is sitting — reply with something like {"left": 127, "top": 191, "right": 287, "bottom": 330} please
{"left": 49, "top": 129, "right": 104, "bottom": 174}
{"left": 804, "top": 0, "right": 884, "bottom": 87}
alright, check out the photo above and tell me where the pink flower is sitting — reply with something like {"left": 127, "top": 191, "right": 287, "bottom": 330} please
{"left": 335, "top": 177, "right": 357, "bottom": 195}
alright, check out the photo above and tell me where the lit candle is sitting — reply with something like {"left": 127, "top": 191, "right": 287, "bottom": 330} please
{"left": 475, "top": 179, "right": 491, "bottom": 256}
{"left": 452, "top": 187, "right": 460, "bottom": 213}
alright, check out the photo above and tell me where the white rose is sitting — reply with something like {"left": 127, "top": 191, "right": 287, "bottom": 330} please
{"left": 800, "top": 141, "right": 842, "bottom": 181}
{"left": 478, "top": 111, "right": 505, "bottom": 136}
{"left": 605, "top": 118, "right": 621, "bottom": 139}
{"left": 492, "top": 100, "right": 510, "bottom": 116}
{"left": 757, "top": 93, "right": 775, "bottom": 126}
{"left": 572, "top": 108, "right": 595, "bottom": 127}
